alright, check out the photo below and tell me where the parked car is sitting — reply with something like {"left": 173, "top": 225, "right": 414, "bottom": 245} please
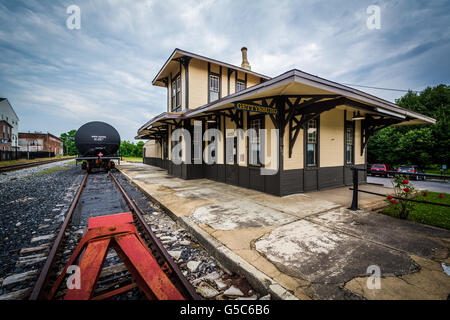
{"left": 397, "top": 165, "right": 426, "bottom": 180}
{"left": 370, "top": 164, "right": 394, "bottom": 177}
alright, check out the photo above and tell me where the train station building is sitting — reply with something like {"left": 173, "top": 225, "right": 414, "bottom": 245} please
{"left": 136, "top": 48, "right": 435, "bottom": 196}
{"left": 18, "top": 132, "right": 64, "bottom": 155}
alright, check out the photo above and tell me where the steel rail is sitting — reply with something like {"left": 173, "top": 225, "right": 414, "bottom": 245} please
{"left": 0, "top": 157, "right": 76, "bottom": 173}
{"left": 108, "top": 171, "right": 201, "bottom": 300}
{"left": 29, "top": 172, "right": 89, "bottom": 300}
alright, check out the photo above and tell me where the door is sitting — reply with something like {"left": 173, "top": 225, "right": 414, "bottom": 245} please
{"left": 225, "top": 136, "right": 238, "bottom": 185}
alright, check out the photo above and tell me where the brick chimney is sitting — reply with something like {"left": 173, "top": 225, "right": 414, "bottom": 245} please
{"left": 240, "top": 47, "right": 251, "bottom": 70}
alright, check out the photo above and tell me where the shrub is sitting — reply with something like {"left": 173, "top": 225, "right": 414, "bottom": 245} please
{"left": 385, "top": 175, "right": 420, "bottom": 219}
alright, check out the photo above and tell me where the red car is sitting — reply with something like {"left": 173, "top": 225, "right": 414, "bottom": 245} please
{"left": 370, "top": 164, "right": 394, "bottom": 177}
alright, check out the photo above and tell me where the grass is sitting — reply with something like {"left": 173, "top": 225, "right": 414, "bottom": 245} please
{"left": 36, "top": 166, "right": 71, "bottom": 175}
{"left": 382, "top": 191, "right": 450, "bottom": 230}
{"left": 0, "top": 155, "right": 75, "bottom": 167}
{"left": 121, "top": 156, "right": 142, "bottom": 162}
{"left": 425, "top": 168, "right": 449, "bottom": 176}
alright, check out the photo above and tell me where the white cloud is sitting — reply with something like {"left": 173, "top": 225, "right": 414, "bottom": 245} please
{"left": 0, "top": 0, "right": 449, "bottom": 142}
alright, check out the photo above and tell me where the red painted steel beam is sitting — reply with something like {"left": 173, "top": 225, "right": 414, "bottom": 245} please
{"left": 51, "top": 212, "right": 186, "bottom": 300}
{"left": 115, "top": 233, "right": 184, "bottom": 300}
{"left": 64, "top": 239, "right": 110, "bottom": 300}
{"left": 109, "top": 172, "right": 200, "bottom": 300}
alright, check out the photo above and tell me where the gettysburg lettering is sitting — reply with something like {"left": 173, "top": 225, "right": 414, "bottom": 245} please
{"left": 234, "top": 102, "right": 277, "bottom": 115}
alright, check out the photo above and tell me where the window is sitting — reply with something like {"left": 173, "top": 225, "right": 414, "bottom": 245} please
{"left": 306, "top": 119, "right": 317, "bottom": 166}
{"left": 345, "top": 125, "right": 354, "bottom": 164}
{"left": 206, "top": 121, "right": 217, "bottom": 163}
{"left": 171, "top": 79, "right": 176, "bottom": 109}
{"left": 176, "top": 76, "right": 181, "bottom": 108}
{"left": 163, "top": 140, "right": 168, "bottom": 159}
{"left": 236, "top": 80, "right": 245, "bottom": 93}
{"left": 248, "top": 117, "right": 263, "bottom": 166}
{"left": 171, "top": 74, "right": 181, "bottom": 112}
{"left": 193, "top": 120, "right": 202, "bottom": 163}
{"left": 209, "top": 74, "right": 219, "bottom": 102}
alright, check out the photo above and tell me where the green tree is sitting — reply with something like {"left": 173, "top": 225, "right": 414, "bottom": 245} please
{"left": 119, "top": 141, "right": 144, "bottom": 157}
{"left": 368, "top": 84, "right": 449, "bottom": 168}
{"left": 135, "top": 141, "right": 144, "bottom": 157}
{"left": 397, "top": 127, "right": 435, "bottom": 168}
{"left": 60, "top": 130, "right": 77, "bottom": 155}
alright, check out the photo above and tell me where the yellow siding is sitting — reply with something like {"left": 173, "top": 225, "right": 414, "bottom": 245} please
{"left": 283, "top": 115, "right": 304, "bottom": 170}
{"left": 221, "top": 67, "right": 228, "bottom": 98}
{"left": 188, "top": 59, "right": 208, "bottom": 109}
{"left": 185, "top": 58, "right": 264, "bottom": 109}
{"left": 144, "top": 140, "right": 152, "bottom": 157}
{"left": 217, "top": 120, "right": 224, "bottom": 164}
{"left": 144, "top": 140, "right": 161, "bottom": 158}
{"left": 229, "top": 73, "right": 236, "bottom": 95}
{"left": 247, "top": 74, "right": 260, "bottom": 88}
{"left": 236, "top": 71, "right": 245, "bottom": 82}
{"left": 210, "top": 63, "right": 220, "bottom": 74}
{"left": 320, "top": 108, "right": 345, "bottom": 167}
{"left": 265, "top": 116, "right": 279, "bottom": 170}
{"left": 345, "top": 109, "right": 353, "bottom": 121}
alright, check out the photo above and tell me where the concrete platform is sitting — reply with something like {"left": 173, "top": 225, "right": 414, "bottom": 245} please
{"left": 118, "top": 163, "right": 450, "bottom": 300}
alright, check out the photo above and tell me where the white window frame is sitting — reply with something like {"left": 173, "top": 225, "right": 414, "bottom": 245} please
{"left": 209, "top": 74, "right": 219, "bottom": 102}
{"left": 236, "top": 80, "right": 246, "bottom": 93}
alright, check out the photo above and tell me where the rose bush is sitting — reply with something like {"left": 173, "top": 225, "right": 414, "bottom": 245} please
{"left": 385, "top": 175, "right": 420, "bottom": 219}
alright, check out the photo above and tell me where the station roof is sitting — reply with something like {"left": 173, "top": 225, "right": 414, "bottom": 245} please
{"left": 138, "top": 69, "right": 435, "bottom": 139}
{"left": 152, "top": 48, "right": 271, "bottom": 87}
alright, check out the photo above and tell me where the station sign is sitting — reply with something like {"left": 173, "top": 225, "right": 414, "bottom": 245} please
{"left": 234, "top": 102, "right": 278, "bottom": 115}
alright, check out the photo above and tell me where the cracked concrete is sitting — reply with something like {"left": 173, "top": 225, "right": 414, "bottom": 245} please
{"left": 118, "top": 163, "right": 450, "bottom": 300}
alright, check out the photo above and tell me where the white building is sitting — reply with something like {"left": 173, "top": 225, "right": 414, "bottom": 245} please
{"left": 0, "top": 98, "right": 20, "bottom": 149}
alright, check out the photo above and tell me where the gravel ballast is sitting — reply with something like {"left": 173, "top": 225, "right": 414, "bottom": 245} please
{"left": 0, "top": 161, "right": 83, "bottom": 296}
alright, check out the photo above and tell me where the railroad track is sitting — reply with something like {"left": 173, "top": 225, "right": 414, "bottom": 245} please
{"left": 0, "top": 157, "right": 76, "bottom": 173}
{"left": 28, "top": 169, "right": 199, "bottom": 300}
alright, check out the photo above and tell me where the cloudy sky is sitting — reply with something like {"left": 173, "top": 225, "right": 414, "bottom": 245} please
{"left": 0, "top": 0, "right": 449, "bottom": 142}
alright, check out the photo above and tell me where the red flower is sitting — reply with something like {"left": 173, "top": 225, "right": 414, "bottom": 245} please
{"left": 402, "top": 179, "right": 409, "bottom": 185}
{"left": 404, "top": 187, "right": 410, "bottom": 193}
{"left": 391, "top": 199, "right": 397, "bottom": 204}
{"left": 423, "top": 192, "right": 428, "bottom": 197}
{"left": 387, "top": 195, "right": 393, "bottom": 199}
{"left": 440, "top": 194, "right": 444, "bottom": 198}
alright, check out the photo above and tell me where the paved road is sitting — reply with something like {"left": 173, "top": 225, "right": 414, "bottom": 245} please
{"left": 367, "top": 176, "right": 450, "bottom": 193}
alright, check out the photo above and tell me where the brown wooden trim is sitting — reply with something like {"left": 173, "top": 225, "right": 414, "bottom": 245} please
{"left": 207, "top": 62, "right": 211, "bottom": 103}
{"left": 227, "top": 68, "right": 234, "bottom": 96}
{"left": 219, "top": 66, "right": 222, "bottom": 99}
